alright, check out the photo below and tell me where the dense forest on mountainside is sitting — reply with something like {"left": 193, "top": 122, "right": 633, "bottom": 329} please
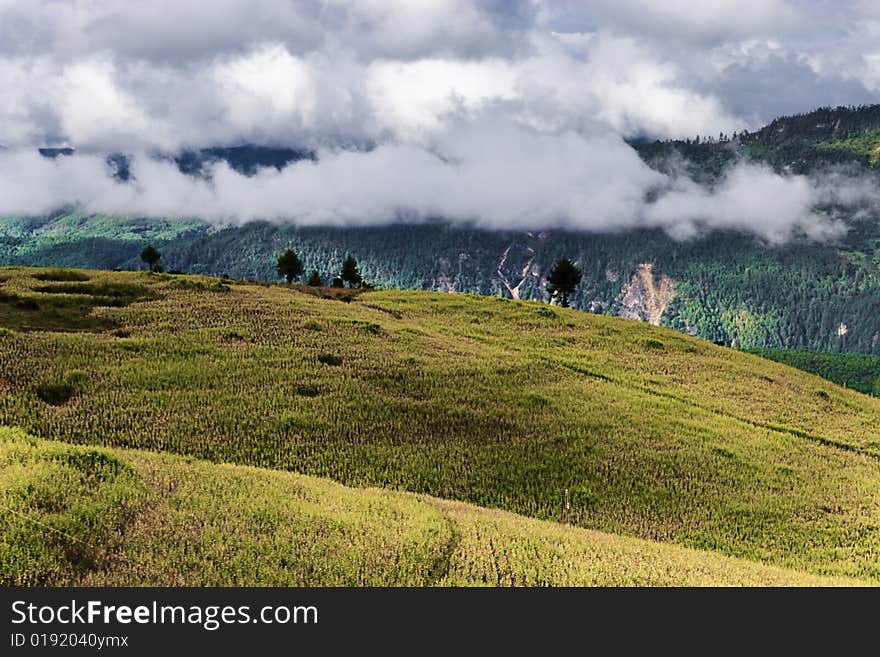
{"left": 749, "top": 348, "right": 880, "bottom": 396}
{"left": 638, "top": 103, "right": 880, "bottom": 176}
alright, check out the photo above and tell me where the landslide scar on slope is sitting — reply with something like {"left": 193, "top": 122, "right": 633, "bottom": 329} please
{"left": 618, "top": 263, "right": 676, "bottom": 326}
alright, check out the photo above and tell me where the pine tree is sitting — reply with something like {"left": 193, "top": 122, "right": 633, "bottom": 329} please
{"left": 276, "top": 249, "right": 303, "bottom": 283}
{"left": 546, "top": 257, "right": 582, "bottom": 308}
{"left": 140, "top": 245, "right": 162, "bottom": 272}
{"left": 340, "top": 255, "right": 362, "bottom": 288}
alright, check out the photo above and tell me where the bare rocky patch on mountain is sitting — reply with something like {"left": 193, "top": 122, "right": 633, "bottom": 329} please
{"left": 618, "top": 263, "right": 676, "bottom": 326}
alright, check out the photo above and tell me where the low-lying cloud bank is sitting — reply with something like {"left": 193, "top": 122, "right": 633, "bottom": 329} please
{"left": 1, "top": 121, "right": 877, "bottom": 244}
{"left": 3, "top": 2, "right": 880, "bottom": 245}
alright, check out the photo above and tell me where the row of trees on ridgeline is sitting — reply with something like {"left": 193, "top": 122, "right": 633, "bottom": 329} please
{"left": 142, "top": 242, "right": 582, "bottom": 305}
{"left": 278, "top": 249, "right": 583, "bottom": 303}
{"left": 277, "top": 249, "right": 363, "bottom": 288}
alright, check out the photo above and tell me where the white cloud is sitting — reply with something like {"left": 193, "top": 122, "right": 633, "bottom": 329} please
{"left": 366, "top": 58, "right": 518, "bottom": 139}
{"left": 536, "top": 0, "right": 807, "bottom": 44}
{"left": 0, "top": 122, "right": 661, "bottom": 227}
{"left": 514, "top": 34, "right": 747, "bottom": 138}
{"left": 2, "top": 0, "right": 875, "bottom": 151}
{"left": 644, "top": 163, "right": 845, "bottom": 243}
{"left": 0, "top": 118, "right": 871, "bottom": 244}
{"left": 56, "top": 58, "right": 157, "bottom": 148}
{"left": 0, "top": 0, "right": 879, "bottom": 241}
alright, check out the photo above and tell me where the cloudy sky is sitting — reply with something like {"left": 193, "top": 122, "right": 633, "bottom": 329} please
{"left": 1, "top": 0, "right": 879, "bottom": 239}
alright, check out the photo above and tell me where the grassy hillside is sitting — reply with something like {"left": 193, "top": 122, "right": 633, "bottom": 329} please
{"left": 2, "top": 267, "right": 880, "bottom": 582}
{"left": 1, "top": 427, "right": 858, "bottom": 586}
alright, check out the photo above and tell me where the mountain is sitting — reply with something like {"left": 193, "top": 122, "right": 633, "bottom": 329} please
{"left": 637, "top": 104, "right": 880, "bottom": 177}
{"left": 169, "top": 144, "right": 315, "bottom": 177}
{"left": 2, "top": 266, "right": 880, "bottom": 583}
{"left": 6, "top": 104, "right": 880, "bottom": 353}
{"left": 37, "top": 144, "right": 314, "bottom": 180}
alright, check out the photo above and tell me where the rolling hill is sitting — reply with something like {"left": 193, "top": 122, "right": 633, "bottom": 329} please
{"left": 1, "top": 427, "right": 856, "bottom": 586}
{"left": 2, "top": 266, "right": 880, "bottom": 584}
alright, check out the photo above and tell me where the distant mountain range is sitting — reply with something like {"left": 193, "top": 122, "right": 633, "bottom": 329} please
{"left": 34, "top": 144, "right": 314, "bottom": 180}
{"left": 7, "top": 104, "right": 880, "bottom": 353}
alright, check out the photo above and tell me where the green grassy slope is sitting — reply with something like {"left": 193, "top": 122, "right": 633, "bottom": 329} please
{"left": 2, "top": 267, "right": 880, "bottom": 582}
{"left": 1, "top": 427, "right": 858, "bottom": 586}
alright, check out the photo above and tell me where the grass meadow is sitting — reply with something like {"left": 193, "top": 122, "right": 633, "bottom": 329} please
{"left": 1, "top": 427, "right": 858, "bottom": 586}
{"left": 1, "top": 266, "right": 880, "bottom": 583}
